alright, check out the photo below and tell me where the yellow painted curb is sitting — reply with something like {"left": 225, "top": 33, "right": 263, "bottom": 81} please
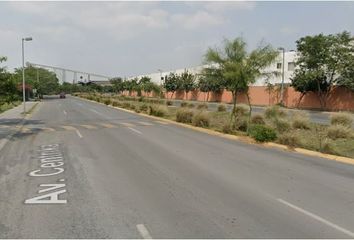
{"left": 76, "top": 96, "right": 354, "bottom": 166}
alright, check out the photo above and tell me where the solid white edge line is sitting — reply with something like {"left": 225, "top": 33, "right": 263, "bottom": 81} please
{"left": 277, "top": 198, "right": 354, "bottom": 237}
{"left": 128, "top": 127, "right": 142, "bottom": 134}
{"left": 136, "top": 224, "right": 152, "bottom": 239}
{"left": 75, "top": 129, "right": 83, "bottom": 138}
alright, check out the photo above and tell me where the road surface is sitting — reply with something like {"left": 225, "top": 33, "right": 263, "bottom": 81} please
{"left": 0, "top": 96, "right": 354, "bottom": 238}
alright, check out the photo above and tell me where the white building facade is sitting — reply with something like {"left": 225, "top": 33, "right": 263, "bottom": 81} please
{"left": 129, "top": 51, "right": 297, "bottom": 87}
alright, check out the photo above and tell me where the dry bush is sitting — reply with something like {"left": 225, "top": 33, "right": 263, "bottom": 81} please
{"left": 274, "top": 118, "right": 291, "bottom": 133}
{"left": 217, "top": 104, "right": 227, "bottom": 112}
{"left": 180, "top": 101, "right": 188, "bottom": 107}
{"left": 278, "top": 133, "right": 300, "bottom": 147}
{"left": 149, "top": 105, "right": 168, "bottom": 117}
{"left": 292, "top": 113, "right": 311, "bottom": 130}
{"left": 251, "top": 114, "right": 265, "bottom": 125}
{"left": 187, "top": 103, "right": 195, "bottom": 108}
{"left": 264, "top": 105, "right": 287, "bottom": 119}
{"left": 330, "top": 112, "right": 353, "bottom": 127}
{"left": 192, "top": 111, "right": 210, "bottom": 127}
{"left": 327, "top": 125, "right": 352, "bottom": 140}
{"left": 176, "top": 108, "right": 194, "bottom": 123}
{"left": 139, "top": 104, "right": 149, "bottom": 113}
{"left": 197, "top": 103, "right": 208, "bottom": 110}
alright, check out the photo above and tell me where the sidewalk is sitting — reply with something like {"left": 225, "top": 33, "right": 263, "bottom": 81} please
{"left": 0, "top": 101, "right": 39, "bottom": 151}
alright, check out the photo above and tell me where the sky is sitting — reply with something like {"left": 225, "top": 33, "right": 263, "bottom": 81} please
{"left": 1, "top": 1, "right": 354, "bottom": 79}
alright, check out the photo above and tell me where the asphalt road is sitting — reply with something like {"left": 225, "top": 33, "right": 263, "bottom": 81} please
{"left": 0, "top": 95, "right": 354, "bottom": 238}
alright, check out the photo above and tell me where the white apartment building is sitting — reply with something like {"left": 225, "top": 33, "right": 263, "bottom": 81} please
{"left": 129, "top": 51, "right": 297, "bottom": 87}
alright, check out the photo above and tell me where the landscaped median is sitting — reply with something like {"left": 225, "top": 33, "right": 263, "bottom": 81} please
{"left": 74, "top": 93, "right": 354, "bottom": 161}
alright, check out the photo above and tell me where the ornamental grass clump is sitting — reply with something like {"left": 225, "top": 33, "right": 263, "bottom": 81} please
{"left": 192, "top": 111, "right": 210, "bottom": 128}
{"left": 176, "top": 108, "right": 194, "bottom": 123}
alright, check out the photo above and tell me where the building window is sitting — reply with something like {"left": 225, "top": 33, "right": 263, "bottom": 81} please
{"left": 288, "top": 62, "right": 295, "bottom": 71}
{"left": 276, "top": 63, "right": 282, "bottom": 69}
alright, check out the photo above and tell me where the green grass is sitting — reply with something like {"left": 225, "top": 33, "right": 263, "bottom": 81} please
{"left": 0, "top": 101, "right": 21, "bottom": 114}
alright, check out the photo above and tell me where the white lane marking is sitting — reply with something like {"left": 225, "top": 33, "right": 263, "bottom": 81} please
{"left": 136, "top": 224, "right": 152, "bottom": 239}
{"left": 63, "top": 110, "right": 67, "bottom": 115}
{"left": 75, "top": 129, "right": 83, "bottom": 138}
{"left": 138, "top": 121, "right": 153, "bottom": 126}
{"left": 277, "top": 198, "right": 354, "bottom": 237}
{"left": 90, "top": 109, "right": 101, "bottom": 115}
{"left": 128, "top": 127, "right": 142, "bottom": 134}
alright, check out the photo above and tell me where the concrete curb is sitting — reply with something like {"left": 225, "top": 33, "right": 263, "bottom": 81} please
{"left": 0, "top": 102, "right": 40, "bottom": 153}
{"left": 75, "top": 96, "right": 354, "bottom": 166}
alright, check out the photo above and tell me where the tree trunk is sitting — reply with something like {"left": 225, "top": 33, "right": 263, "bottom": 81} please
{"left": 245, "top": 90, "right": 252, "bottom": 134}
{"left": 230, "top": 90, "right": 237, "bottom": 123}
{"left": 297, "top": 92, "right": 306, "bottom": 108}
{"left": 207, "top": 91, "right": 210, "bottom": 102}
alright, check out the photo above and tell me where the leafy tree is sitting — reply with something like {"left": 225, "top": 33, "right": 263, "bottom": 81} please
{"left": 291, "top": 31, "right": 354, "bottom": 109}
{"left": 12, "top": 66, "right": 60, "bottom": 97}
{"left": 110, "top": 77, "right": 124, "bottom": 93}
{"left": 180, "top": 70, "right": 195, "bottom": 96}
{"left": 204, "top": 37, "right": 278, "bottom": 127}
{"left": 199, "top": 67, "right": 225, "bottom": 101}
{"left": 163, "top": 72, "right": 180, "bottom": 99}
{"left": 0, "top": 56, "right": 19, "bottom": 104}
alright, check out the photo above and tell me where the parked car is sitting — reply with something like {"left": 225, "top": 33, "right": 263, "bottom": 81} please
{"left": 59, "top": 92, "right": 66, "bottom": 98}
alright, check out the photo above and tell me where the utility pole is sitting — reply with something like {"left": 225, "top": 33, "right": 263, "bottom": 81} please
{"left": 22, "top": 37, "right": 33, "bottom": 114}
{"left": 278, "top": 47, "right": 285, "bottom": 105}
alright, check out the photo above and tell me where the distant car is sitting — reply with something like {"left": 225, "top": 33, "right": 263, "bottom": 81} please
{"left": 59, "top": 92, "right": 66, "bottom": 99}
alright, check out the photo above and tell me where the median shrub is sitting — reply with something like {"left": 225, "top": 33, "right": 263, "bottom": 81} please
{"left": 217, "top": 104, "right": 227, "bottom": 112}
{"left": 122, "top": 102, "right": 131, "bottom": 109}
{"left": 192, "top": 111, "right": 210, "bottom": 128}
{"left": 112, "top": 100, "right": 119, "bottom": 107}
{"left": 274, "top": 118, "right": 291, "bottom": 133}
{"left": 104, "top": 98, "right": 111, "bottom": 105}
{"left": 292, "top": 113, "right": 311, "bottom": 129}
{"left": 264, "top": 105, "right": 287, "bottom": 119}
{"left": 234, "top": 117, "right": 248, "bottom": 132}
{"left": 232, "top": 105, "right": 248, "bottom": 118}
{"left": 176, "top": 108, "right": 194, "bottom": 123}
{"left": 140, "top": 103, "right": 149, "bottom": 113}
{"left": 180, "top": 101, "right": 188, "bottom": 107}
{"left": 149, "top": 105, "right": 168, "bottom": 117}
{"left": 187, "top": 103, "right": 195, "bottom": 108}
{"left": 222, "top": 122, "right": 233, "bottom": 134}
{"left": 278, "top": 133, "right": 300, "bottom": 147}
{"left": 330, "top": 112, "right": 353, "bottom": 127}
{"left": 251, "top": 114, "right": 265, "bottom": 125}
{"left": 248, "top": 124, "right": 277, "bottom": 142}
{"left": 327, "top": 125, "right": 352, "bottom": 140}
{"left": 197, "top": 103, "right": 208, "bottom": 110}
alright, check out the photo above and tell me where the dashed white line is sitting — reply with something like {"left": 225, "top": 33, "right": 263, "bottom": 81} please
{"left": 277, "top": 198, "right": 354, "bottom": 237}
{"left": 75, "top": 129, "right": 83, "bottom": 138}
{"left": 63, "top": 110, "right": 67, "bottom": 115}
{"left": 128, "top": 127, "right": 142, "bottom": 134}
{"left": 136, "top": 224, "right": 152, "bottom": 239}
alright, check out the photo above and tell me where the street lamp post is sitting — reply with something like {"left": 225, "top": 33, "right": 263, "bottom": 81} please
{"left": 22, "top": 37, "right": 33, "bottom": 113}
{"left": 157, "top": 69, "right": 163, "bottom": 85}
{"left": 278, "top": 47, "right": 285, "bottom": 105}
